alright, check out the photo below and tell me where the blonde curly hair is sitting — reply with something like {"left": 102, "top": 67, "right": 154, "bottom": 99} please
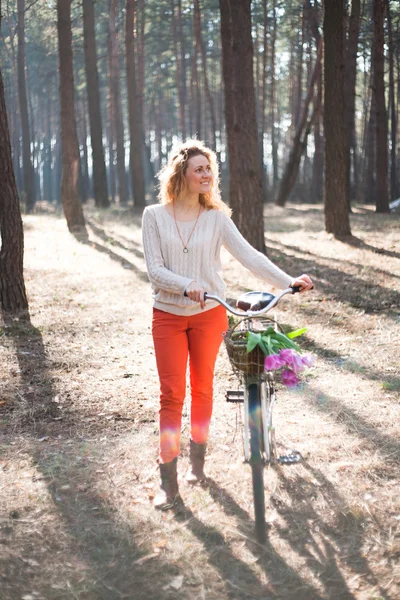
{"left": 157, "top": 139, "right": 231, "bottom": 215}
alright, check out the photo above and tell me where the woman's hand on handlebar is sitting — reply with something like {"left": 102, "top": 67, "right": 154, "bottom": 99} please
{"left": 185, "top": 281, "right": 206, "bottom": 309}
{"left": 290, "top": 274, "right": 314, "bottom": 293}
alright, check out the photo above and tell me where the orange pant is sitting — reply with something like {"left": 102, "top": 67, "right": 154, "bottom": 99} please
{"left": 152, "top": 305, "right": 228, "bottom": 463}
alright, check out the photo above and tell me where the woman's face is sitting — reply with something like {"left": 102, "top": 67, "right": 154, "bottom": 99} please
{"left": 184, "top": 154, "right": 213, "bottom": 196}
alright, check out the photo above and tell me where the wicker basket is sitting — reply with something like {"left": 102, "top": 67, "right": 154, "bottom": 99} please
{"left": 224, "top": 329, "right": 266, "bottom": 375}
{"left": 224, "top": 318, "right": 283, "bottom": 375}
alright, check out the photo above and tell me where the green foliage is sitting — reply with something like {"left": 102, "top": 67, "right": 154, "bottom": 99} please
{"left": 246, "top": 326, "right": 302, "bottom": 356}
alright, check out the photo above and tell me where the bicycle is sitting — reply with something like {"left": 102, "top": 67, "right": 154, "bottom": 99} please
{"left": 205, "top": 286, "right": 302, "bottom": 544}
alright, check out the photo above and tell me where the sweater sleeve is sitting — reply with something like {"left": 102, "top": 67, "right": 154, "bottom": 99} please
{"left": 220, "top": 213, "right": 293, "bottom": 289}
{"left": 142, "top": 208, "right": 195, "bottom": 294}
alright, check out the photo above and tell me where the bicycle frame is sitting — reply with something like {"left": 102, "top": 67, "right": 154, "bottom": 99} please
{"left": 207, "top": 287, "right": 297, "bottom": 542}
{"left": 207, "top": 287, "right": 294, "bottom": 464}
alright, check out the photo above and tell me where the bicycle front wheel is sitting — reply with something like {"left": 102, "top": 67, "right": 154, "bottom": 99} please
{"left": 248, "top": 382, "right": 266, "bottom": 544}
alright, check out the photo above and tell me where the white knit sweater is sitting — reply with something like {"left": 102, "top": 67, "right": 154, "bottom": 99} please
{"left": 142, "top": 204, "right": 293, "bottom": 316}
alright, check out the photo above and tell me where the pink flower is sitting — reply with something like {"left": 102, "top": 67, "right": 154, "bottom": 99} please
{"left": 279, "top": 348, "right": 305, "bottom": 373}
{"left": 264, "top": 353, "right": 285, "bottom": 371}
{"left": 281, "top": 369, "right": 299, "bottom": 387}
{"left": 279, "top": 348, "right": 296, "bottom": 363}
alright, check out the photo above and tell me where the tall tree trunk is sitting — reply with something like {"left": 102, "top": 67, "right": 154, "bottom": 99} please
{"left": 364, "top": 78, "right": 377, "bottom": 204}
{"left": 75, "top": 99, "right": 88, "bottom": 203}
{"left": 219, "top": 0, "right": 265, "bottom": 250}
{"left": 373, "top": 0, "right": 389, "bottom": 212}
{"left": 135, "top": 0, "right": 147, "bottom": 187}
{"left": 270, "top": 0, "right": 278, "bottom": 189}
{"left": 294, "top": 3, "right": 305, "bottom": 130}
{"left": 261, "top": 0, "right": 269, "bottom": 195}
{"left": 109, "top": 0, "right": 128, "bottom": 204}
{"left": 44, "top": 93, "right": 53, "bottom": 202}
{"left": 324, "top": 0, "right": 351, "bottom": 236}
{"left": 177, "top": 0, "right": 187, "bottom": 139}
{"left": 17, "top": 0, "right": 36, "bottom": 213}
{"left": 4, "top": 14, "right": 23, "bottom": 193}
{"left": 276, "top": 41, "right": 322, "bottom": 207}
{"left": 305, "top": 0, "right": 323, "bottom": 202}
{"left": 344, "top": 0, "right": 361, "bottom": 210}
{"left": 191, "top": 24, "right": 202, "bottom": 139}
{"left": 107, "top": 83, "right": 116, "bottom": 204}
{"left": 82, "top": 0, "right": 109, "bottom": 208}
{"left": 0, "top": 61, "right": 28, "bottom": 312}
{"left": 311, "top": 74, "right": 323, "bottom": 202}
{"left": 193, "top": 0, "right": 217, "bottom": 151}
{"left": 126, "top": 0, "right": 145, "bottom": 207}
{"left": 386, "top": 0, "right": 398, "bottom": 200}
{"left": 57, "top": 0, "right": 86, "bottom": 233}
{"left": 171, "top": 0, "right": 186, "bottom": 139}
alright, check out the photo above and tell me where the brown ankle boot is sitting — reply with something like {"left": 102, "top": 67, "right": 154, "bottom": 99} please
{"left": 186, "top": 440, "right": 207, "bottom": 484}
{"left": 153, "top": 458, "right": 179, "bottom": 510}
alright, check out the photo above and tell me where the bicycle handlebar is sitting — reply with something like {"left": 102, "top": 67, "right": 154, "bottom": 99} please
{"left": 183, "top": 286, "right": 301, "bottom": 317}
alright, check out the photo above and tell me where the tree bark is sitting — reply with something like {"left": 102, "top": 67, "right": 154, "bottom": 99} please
{"left": 171, "top": 0, "right": 186, "bottom": 139}
{"left": 324, "top": 0, "right": 351, "bottom": 236}
{"left": 177, "top": 0, "right": 187, "bottom": 139}
{"left": 44, "top": 93, "right": 53, "bottom": 202}
{"left": 385, "top": 0, "right": 398, "bottom": 201}
{"left": 107, "top": 78, "right": 116, "bottom": 203}
{"left": 219, "top": 0, "right": 265, "bottom": 251}
{"left": 194, "top": 0, "right": 217, "bottom": 151}
{"left": 17, "top": 0, "right": 36, "bottom": 213}
{"left": 373, "top": 0, "right": 389, "bottom": 212}
{"left": 261, "top": 0, "right": 269, "bottom": 195}
{"left": 190, "top": 18, "right": 202, "bottom": 139}
{"left": 363, "top": 74, "right": 377, "bottom": 204}
{"left": 276, "top": 41, "right": 322, "bottom": 207}
{"left": 270, "top": 0, "right": 278, "bottom": 189}
{"left": 0, "top": 60, "right": 28, "bottom": 312}
{"left": 82, "top": 0, "right": 109, "bottom": 208}
{"left": 78, "top": 98, "right": 90, "bottom": 203}
{"left": 109, "top": 0, "right": 128, "bottom": 204}
{"left": 126, "top": 0, "right": 146, "bottom": 207}
{"left": 294, "top": 3, "right": 305, "bottom": 131}
{"left": 305, "top": 0, "right": 323, "bottom": 202}
{"left": 57, "top": 0, "right": 86, "bottom": 233}
{"left": 344, "top": 0, "right": 361, "bottom": 210}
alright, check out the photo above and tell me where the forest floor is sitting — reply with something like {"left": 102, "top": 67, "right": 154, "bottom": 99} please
{"left": 0, "top": 202, "right": 399, "bottom": 600}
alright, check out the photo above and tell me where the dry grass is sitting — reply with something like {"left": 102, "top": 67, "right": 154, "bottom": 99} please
{"left": 0, "top": 202, "right": 399, "bottom": 600}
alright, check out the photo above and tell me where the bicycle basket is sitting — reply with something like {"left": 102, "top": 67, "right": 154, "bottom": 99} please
{"left": 224, "top": 319, "right": 275, "bottom": 375}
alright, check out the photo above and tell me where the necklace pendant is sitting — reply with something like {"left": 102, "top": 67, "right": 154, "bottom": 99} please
{"left": 183, "top": 247, "right": 188, "bottom": 254}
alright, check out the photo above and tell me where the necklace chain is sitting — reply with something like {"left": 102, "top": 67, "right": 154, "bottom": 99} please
{"left": 173, "top": 204, "right": 202, "bottom": 253}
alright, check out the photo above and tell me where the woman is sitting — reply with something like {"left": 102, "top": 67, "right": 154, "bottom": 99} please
{"left": 142, "top": 140, "right": 313, "bottom": 510}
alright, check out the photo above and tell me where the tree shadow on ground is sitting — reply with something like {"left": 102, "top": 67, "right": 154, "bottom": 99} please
{"left": 205, "top": 465, "right": 392, "bottom": 600}
{"left": 272, "top": 461, "right": 393, "bottom": 600}
{"left": 338, "top": 235, "right": 400, "bottom": 261}
{"left": 203, "top": 478, "right": 326, "bottom": 599}
{"left": 0, "top": 311, "right": 59, "bottom": 429}
{"left": 173, "top": 501, "right": 282, "bottom": 599}
{"left": 300, "top": 383, "right": 400, "bottom": 462}
{"left": 269, "top": 240, "right": 400, "bottom": 281}
{"left": 70, "top": 226, "right": 149, "bottom": 283}
{"left": 237, "top": 245, "right": 400, "bottom": 318}
{"left": 0, "top": 311, "right": 192, "bottom": 599}
{"left": 296, "top": 336, "right": 400, "bottom": 393}
{"left": 85, "top": 218, "right": 145, "bottom": 260}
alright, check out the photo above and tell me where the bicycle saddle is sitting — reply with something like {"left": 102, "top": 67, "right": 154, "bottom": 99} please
{"left": 236, "top": 291, "right": 276, "bottom": 312}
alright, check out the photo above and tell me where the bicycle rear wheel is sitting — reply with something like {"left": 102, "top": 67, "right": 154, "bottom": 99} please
{"left": 248, "top": 382, "right": 266, "bottom": 544}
